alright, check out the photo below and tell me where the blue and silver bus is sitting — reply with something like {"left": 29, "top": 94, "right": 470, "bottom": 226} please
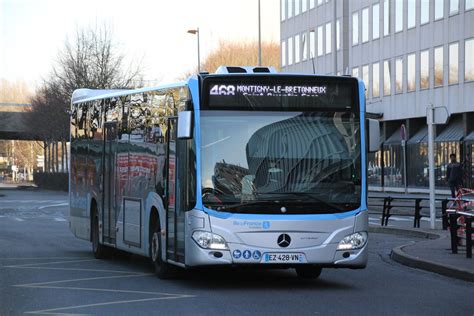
{"left": 69, "top": 66, "right": 379, "bottom": 279}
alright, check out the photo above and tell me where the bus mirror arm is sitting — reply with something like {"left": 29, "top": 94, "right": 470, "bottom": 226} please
{"left": 177, "top": 111, "right": 193, "bottom": 139}
{"left": 367, "top": 119, "right": 380, "bottom": 153}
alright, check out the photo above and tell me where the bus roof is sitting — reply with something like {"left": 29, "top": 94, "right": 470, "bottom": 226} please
{"left": 71, "top": 81, "right": 188, "bottom": 104}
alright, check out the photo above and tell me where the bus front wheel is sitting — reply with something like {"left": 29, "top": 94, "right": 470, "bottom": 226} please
{"left": 295, "top": 266, "right": 322, "bottom": 279}
{"left": 91, "top": 210, "right": 108, "bottom": 259}
{"left": 150, "top": 220, "right": 173, "bottom": 279}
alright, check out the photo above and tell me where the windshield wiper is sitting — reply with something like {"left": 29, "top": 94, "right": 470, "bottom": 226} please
{"left": 257, "top": 192, "right": 348, "bottom": 212}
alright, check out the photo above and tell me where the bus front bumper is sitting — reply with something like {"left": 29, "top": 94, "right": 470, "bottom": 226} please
{"left": 185, "top": 238, "right": 368, "bottom": 269}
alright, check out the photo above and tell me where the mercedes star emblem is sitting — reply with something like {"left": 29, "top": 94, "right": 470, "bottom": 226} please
{"left": 277, "top": 234, "right": 291, "bottom": 248}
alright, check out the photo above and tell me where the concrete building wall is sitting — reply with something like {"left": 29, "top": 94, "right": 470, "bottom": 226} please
{"left": 281, "top": 0, "right": 474, "bottom": 121}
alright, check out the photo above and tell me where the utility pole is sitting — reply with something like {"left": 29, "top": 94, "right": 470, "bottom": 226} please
{"left": 427, "top": 104, "right": 450, "bottom": 229}
{"left": 427, "top": 104, "right": 436, "bottom": 229}
{"left": 258, "top": 0, "right": 262, "bottom": 66}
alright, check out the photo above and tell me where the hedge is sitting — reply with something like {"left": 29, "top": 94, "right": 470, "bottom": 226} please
{"left": 33, "top": 172, "right": 69, "bottom": 191}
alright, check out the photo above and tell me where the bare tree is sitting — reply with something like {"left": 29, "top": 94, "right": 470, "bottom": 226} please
{"left": 52, "top": 24, "right": 143, "bottom": 100}
{"left": 26, "top": 24, "right": 144, "bottom": 174}
{"left": 0, "top": 80, "right": 32, "bottom": 103}
{"left": 181, "top": 40, "right": 280, "bottom": 78}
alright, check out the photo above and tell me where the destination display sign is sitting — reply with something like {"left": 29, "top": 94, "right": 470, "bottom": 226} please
{"left": 209, "top": 83, "right": 329, "bottom": 97}
{"left": 203, "top": 76, "right": 359, "bottom": 112}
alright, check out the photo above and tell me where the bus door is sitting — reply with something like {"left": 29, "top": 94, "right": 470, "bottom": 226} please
{"left": 166, "top": 117, "right": 185, "bottom": 263}
{"left": 102, "top": 121, "right": 118, "bottom": 244}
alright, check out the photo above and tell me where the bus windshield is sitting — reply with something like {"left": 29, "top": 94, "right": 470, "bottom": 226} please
{"left": 200, "top": 110, "right": 361, "bottom": 214}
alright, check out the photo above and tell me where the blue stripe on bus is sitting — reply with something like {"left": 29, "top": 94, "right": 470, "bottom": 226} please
{"left": 187, "top": 77, "right": 204, "bottom": 210}
{"left": 202, "top": 207, "right": 365, "bottom": 220}
{"left": 358, "top": 79, "right": 367, "bottom": 210}
{"left": 189, "top": 76, "right": 369, "bottom": 212}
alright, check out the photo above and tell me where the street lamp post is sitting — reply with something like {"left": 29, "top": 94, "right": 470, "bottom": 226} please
{"left": 258, "top": 0, "right": 262, "bottom": 66}
{"left": 187, "top": 28, "right": 201, "bottom": 73}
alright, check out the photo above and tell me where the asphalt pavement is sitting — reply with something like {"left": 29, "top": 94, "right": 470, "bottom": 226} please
{"left": 0, "top": 186, "right": 473, "bottom": 315}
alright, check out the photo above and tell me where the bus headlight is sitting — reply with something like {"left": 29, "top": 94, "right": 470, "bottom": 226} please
{"left": 337, "top": 232, "right": 368, "bottom": 250}
{"left": 192, "top": 231, "right": 228, "bottom": 250}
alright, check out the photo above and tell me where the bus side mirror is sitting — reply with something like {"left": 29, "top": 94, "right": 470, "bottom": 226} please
{"left": 367, "top": 119, "right": 380, "bottom": 153}
{"left": 177, "top": 111, "right": 193, "bottom": 139}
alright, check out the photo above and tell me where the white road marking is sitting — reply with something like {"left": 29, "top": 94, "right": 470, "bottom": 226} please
{"left": 4, "top": 259, "right": 96, "bottom": 268}
{"left": 7, "top": 266, "right": 143, "bottom": 274}
{"left": 39, "top": 203, "right": 69, "bottom": 210}
{"left": 16, "top": 273, "right": 151, "bottom": 287}
{"left": 54, "top": 217, "right": 67, "bottom": 222}
{"left": 25, "top": 295, "right": 194, "bottom": 315}
{"left": 12, "top": 217, "right": 24, "bottom": 222}
{"left": 6, "top": 259, "right": 194, "bottom": 315}
{"left": 0, "top": 257, "right": 91, "bottom": 260}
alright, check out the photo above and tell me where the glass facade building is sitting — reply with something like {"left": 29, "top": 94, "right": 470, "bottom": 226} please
{"left": 281, "top": 0, "right": 474, "bottom": 192}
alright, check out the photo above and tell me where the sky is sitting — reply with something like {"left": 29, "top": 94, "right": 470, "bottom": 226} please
{"left": 0, "top": 0, "right": 280, "bottom": 89}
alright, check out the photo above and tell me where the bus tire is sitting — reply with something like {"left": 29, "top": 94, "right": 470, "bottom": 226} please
{"left": 91, "top": 208, "right": 108, "bottom": 259}
{"left": 150, "top": 219, "right": 173, "bottom": 279}
{"left": 295, "top": 266, "right": 322, "bottom": 279}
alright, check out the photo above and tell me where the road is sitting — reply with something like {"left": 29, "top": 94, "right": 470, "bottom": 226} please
{"left": 0, "top": 188, "right": 472, "bottom": 315}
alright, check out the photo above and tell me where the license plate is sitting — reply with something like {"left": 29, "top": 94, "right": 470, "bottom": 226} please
{"left": 262, "top": 253, "right": 305, "bottom": 263}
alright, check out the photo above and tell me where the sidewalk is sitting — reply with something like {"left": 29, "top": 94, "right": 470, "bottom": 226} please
{"left": 368, "top": 190, "right": 473, "bottom": 283}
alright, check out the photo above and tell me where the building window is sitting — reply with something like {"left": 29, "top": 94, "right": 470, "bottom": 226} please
{"left": 395, "top": 57, "right": 403, "bottom": 93}
{"left": 450, "top": 0, "right": 459, "bottom": 15}
{"left": 467, "top": 0, "right": 474, "bottom": 11}
{"left": 288, "top": 0, "right": 293, "bottom": 18}
{"left": 449, "top": 42, "right": 459, "bottom": 84}
{"left": 407, "top": 53, "right": 416, "bottom": 91}
{"left": 435, "top": 0, "right": 444, "bottom": 20}
{"left": 309, "top": 30, "right": 315, "bottom": 59}
{"left": 362, "top": 65, "right": 369, "bottom": 97}
{"left": 395, "top": 0, "right": 403, "bottom": 32}
{"left": 302, "top": 0, "right": 307, "bottom": 12}
{"left": 373, "top": 62, "right": 380, "bottom": 98}
{"left": 466, "top": 38, "right": 474, "bottom": 81}
{"left": 352, "top": 12, "right": 359, "bottom": 45}
{"left": 302, "top": 33, "right": 308, "bottom": 61}
{"left": 310, "top": 0, "right": 315, "bottom": 10}
{"left": 384, "top": 0, "right": 390, "bottom": 36}
{"left": 407, "top": 138, "right": 429, "bottom": 188}
{"left": 288, "top": 37, "right": 293, "bottom": 65}
{"left": 421, "top": 0, "right": 430, "bottom": 24}
{"left": 281, "top": 40, "right": 286, "bottom": 67}
{"left": 384, "top": 60, "right": 391, "bottom": 95}
{"left": 336, "top": 19, "right": 341, "bottom": 50}
{"left": 373, "top": 4, "right": 380, "bottom": 40}
{"left": 317, "top": 25, "right": 324, "bottom": 56}
{"left": 362, "top": 8, "right": 369, "bottom": 43}
{"left": 434, "top": 46, "right": 444, "bottom": 86}
{"left": 408, "top": 0, "right": 416, "bottom": 29}
{"left": 326, "top": 22, "right": 332, "bottom": 54}
{"left": 281, "top": 0, "right": 286, "bottom": 21}
{"left": 352, "top": 67, "right": 359, "bottom": 78}
{"left": 295, "top": 0, "right": 300, "bottom": 16}
{"left": 295, "top": 34, "right": 300, "bottom": 63}
{"left": 420, "top": 49, "right": 429, "bottom": 89}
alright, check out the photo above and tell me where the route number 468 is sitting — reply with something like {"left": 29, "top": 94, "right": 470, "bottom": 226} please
{"left": 210, "top": 85, "right": 236, "bottom": 96}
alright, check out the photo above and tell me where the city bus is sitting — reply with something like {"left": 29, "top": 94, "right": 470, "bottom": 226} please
{"left": 69, "top": 66, "right": 380, "bottom": 279}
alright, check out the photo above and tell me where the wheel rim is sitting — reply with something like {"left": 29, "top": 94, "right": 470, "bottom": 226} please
{"left": 151, "top": 232, "right": 160, "bottom": 262}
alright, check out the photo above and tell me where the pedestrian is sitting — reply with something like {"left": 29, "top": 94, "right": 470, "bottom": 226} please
{"left": 446, "top": 153, "right": 463, "bottom": 198}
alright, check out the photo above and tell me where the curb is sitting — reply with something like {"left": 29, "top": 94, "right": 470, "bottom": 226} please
{"left": 391, "top": 245, "right": 474, "bottom": 283}
{"left": 369, "top": 225, "right": 474, "bottom": 283}
{"left": 368, "top": 225, "right": 439, "bottom": 239}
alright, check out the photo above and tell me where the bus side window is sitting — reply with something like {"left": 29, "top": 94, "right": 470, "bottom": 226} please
{"left": 129, "top": 94, "right": 145, "bottom": 143}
